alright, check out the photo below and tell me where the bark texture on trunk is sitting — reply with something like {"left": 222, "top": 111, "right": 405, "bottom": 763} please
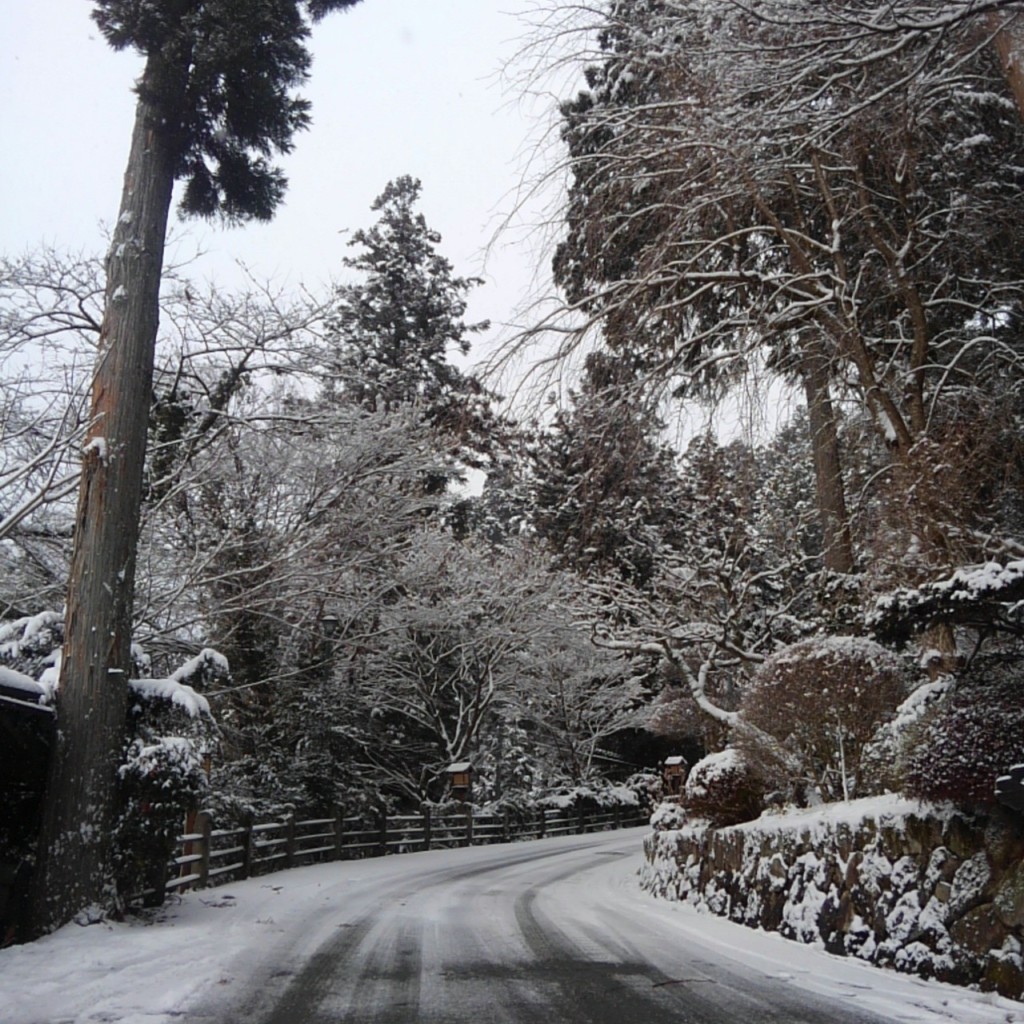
{"left": 993, "top": 12, "right": 1024, "bottom": 123}
{"left": 27, "top": 51, "right": 185, "bottom": 937}
{"left": 800, "top": 340, "right": 854, "bottom": 575}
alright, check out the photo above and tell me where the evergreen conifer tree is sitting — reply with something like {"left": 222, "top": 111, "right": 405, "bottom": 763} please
{"left": 326, "top": 176, "right": 498, "bottom": 467}
{"left": 530, "top": 351, "right": 684, "bottom": 588}
{"left": 31, "top": 0, "right": 364, "bottom": 936}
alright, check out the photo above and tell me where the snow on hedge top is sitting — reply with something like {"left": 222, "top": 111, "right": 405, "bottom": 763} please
{"left": 727, "top": 794, "right": 959, "bottom": 839}
{"left": 769, "top": 634, "right": 897, "bottom": 670}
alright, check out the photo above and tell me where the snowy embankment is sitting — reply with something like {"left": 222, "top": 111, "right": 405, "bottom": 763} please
{"left": 641, "top": 795, "right": 1024, "bottom": 998}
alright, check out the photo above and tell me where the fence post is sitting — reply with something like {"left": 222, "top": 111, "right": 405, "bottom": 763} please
{"left": 464, "top": 805, "right": 474, "bottom": 847}
{"left": 333, "top": 805, "right": 345, "bottom": 861}
{"left": 239, "top": 813, "right": 254, "bottom": 880}
{"left": 378, "top": 806, "right": 389, "bottom": 856}
{"left": 502, "top": 810, "right": 510, "bottom": 843}
{"left": 538, "top": 809, "right": 546, "bottom": 839}
{"left": 422, "top": 805, "right": 432, "bottom": 852}
{"left": 577, "top": 806, "right": 586, "bottom": 835}
{"left": 196, "top": 810, "right": 213, "bottom": 888}
{"left": 284, "top": 815, "right": 297, "bottom": 869}
{"left": 613, "top": 805, "right": 621, "bottom": 831}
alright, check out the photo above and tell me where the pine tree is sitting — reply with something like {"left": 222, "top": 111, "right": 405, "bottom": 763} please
{"left": 30, "top": 0, "right": 364, "bottom": 936}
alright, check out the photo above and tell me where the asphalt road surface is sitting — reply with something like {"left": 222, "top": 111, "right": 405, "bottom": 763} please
{"left": 201, "top": 827, "right": 892, "bottom": 1024}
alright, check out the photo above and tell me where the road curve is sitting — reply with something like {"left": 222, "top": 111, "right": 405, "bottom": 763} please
{"left": 199, "top": 828, "right": 892, "bottom": 1024}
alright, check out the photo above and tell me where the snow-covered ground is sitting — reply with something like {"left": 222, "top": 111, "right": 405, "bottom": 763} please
{"left": 1, "top": 828, "right": 1020, "bottom": 1024}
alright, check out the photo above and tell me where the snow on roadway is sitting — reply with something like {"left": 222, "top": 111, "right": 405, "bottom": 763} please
{"left": 0, "top": 828, "right": 1020, "bottom": 1024}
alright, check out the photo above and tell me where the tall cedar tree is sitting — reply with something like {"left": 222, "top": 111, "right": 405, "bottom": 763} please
{"left": 29, "top": 0, "right": 363, "bottom": 936}
{"left": 326, "top": 176, "right": 497, "bottom": 472}
{"left": 531, "top": 351, "right": 685, "bottom": 588}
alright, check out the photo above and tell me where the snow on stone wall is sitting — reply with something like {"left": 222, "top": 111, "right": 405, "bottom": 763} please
{"left": 640, "top": 797, "right": 1024, "bottom": 998}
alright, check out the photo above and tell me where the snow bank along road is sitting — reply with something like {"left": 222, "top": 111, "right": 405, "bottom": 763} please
{"left": 3, "top": 827, "right": 1021, "bottom": 1024}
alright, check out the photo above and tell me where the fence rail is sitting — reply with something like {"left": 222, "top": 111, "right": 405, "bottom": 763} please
{"left": 159, "top": 804, "right": 647, "bottom": 897}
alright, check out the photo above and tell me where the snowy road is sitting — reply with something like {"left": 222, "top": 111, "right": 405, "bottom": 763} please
{"left": 3, "top": 827, "right": 1022, "bottom": 1024}
{"left": 203, "top": 828, "right": 887, "bottom": 1024}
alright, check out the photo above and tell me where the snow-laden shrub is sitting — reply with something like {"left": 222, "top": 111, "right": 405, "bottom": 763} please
{"left": 112, "top": 654, "right": 220, "bottom": 907}
{"left": 902, "top": 658, "right": 1024, "bottom": 807}
{"left": 649, "top": 800, "right": 689, "bottom": 831}
{"left": 683, "top": 748, "right": 763, "bottom": 826}
{"left": 539, "top": 778, "right": 641, "bottom": 813}
{"left": 739, "top": 636, "right": 906, "bottom": 802}
{"left": 624, "top": 769, "right": 663, "bottom": 811}
{"left": 861, "top": 675, "right": 954, "bottom": 794}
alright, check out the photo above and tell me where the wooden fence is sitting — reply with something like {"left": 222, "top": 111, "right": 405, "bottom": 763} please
{"left": 161, "top": 804, "right": 647, "bottom": 896}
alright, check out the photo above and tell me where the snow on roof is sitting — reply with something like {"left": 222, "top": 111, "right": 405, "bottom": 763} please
{"left": 664, "top": 756, "right": 686, "bottom": 766}
{"left": 446, "top": 762, "right": 472, "bottom": 774}
{"left": 0, "top": 665, "right": 46, "bottom": 698}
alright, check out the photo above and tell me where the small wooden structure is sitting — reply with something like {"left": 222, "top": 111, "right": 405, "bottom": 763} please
{"left": 663, "top": 755, "right": 688, "bottom": 801}
{"left": 445, "top": 761, "right": 473, "bottom": 802}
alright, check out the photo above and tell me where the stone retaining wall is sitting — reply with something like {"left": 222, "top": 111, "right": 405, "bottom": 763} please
{"left": 639, "top": 798, "right": 1024, "bottom": 997}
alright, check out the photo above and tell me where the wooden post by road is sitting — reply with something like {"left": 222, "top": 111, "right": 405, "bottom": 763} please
{"left": 333, "top": 806, "right": 345, "bottom": 861}
{"left": 196, "top": 810, "right": 212, "bottom": 888}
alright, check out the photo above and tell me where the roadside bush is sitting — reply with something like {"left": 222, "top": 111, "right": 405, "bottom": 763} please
{"left": 683, "top": 748, "right": 763, "bottom": 826}
{"left": 739, "top": 636, "right": 906, "bottom": 803}
{"left": 649, "top": 801, "right": 688, "bottom": 831}
{"left": 902, "top": 657, "right": 1024, "bottom": 807}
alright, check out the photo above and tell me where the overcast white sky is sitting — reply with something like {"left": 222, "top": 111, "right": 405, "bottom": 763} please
{"left": 1, "top": 1, "right": 578, "bottom": 368}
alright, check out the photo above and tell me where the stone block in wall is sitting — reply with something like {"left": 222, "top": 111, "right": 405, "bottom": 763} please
{"left": 891, "top": 855, "right": 922, "bottom": 897}
{"left": 856, "top": 848, "right": 893, "bottom": 898}
{"left": 760, "top": 886, "right": 786, "bottom": 932}
{"left": 984, "top": 812, "right": 1024, "bottom": 874}
{"left": 945, "top": 814, "right": 984, "bottom": 860}
{"left": 820, "top": 889, "right": 853, "bottom": 955}
{"left": 995, "top": 859, "right": 1024, "bottom": 929}
{"left": 924, "top": 846, "right": 959, "bottom": 893}
{"left": 885, "top": 890, "right": 924, "bottom": 945}
{"left": 950, "top": 902, "right": 1010, "bottom": 959}
{"left": 844, "top": 850, "right": 863, "bottom": 889}
{"left": 983, "top": 954, "right": 1024, "bottom": 1000}
{"left": 948, "top": 852, "right": 993, "bottom": 918}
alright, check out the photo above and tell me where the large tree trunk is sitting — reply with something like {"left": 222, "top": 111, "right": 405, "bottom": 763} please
{"left": 26, "top": 51, "right": 186, "bottom": 937}
{"left": 800, "top": 339, "right": 854, "bottom": 575}
{"left": 992, "top": 11, "right": 1024, "bottom": 122}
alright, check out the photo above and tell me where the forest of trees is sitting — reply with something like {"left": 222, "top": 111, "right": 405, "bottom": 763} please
{"left": 5, "top": 0, "right": 1024, "bottom": 936}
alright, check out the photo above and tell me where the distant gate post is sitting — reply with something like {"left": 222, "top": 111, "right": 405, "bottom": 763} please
{"left": 422, "top": 805, "right": 432, "bottom": 852}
